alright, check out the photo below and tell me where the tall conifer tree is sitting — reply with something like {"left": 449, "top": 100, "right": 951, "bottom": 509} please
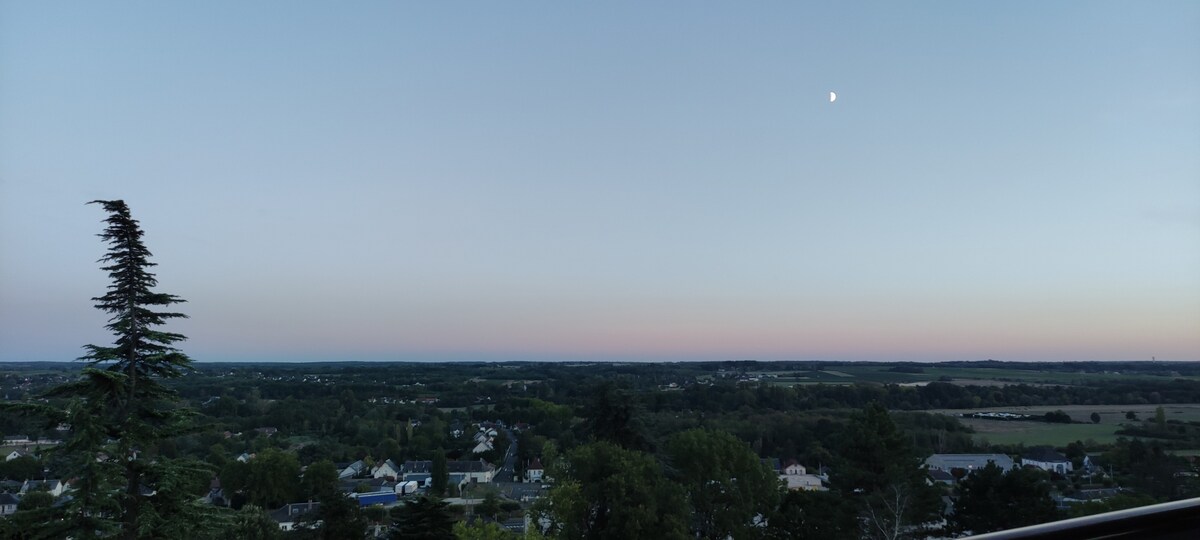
{"left": 31, "top": 200, "right": 214, "bottom": 538}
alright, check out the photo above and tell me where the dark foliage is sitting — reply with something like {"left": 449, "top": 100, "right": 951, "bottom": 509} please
{"left": 950, "top": 463, "right": 1059, "bottom": 535}
{"left": 392, "top": 496, "right": 455, "bottom": 540}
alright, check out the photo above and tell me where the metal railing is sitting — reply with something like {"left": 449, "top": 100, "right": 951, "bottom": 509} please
{"left": 963, "top": 497, "right": 1200, "bottom": 540}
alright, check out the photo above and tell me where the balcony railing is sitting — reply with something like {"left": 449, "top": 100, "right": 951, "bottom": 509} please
{"left": 964, "top": 497, "right": 1200, "bottom": 540}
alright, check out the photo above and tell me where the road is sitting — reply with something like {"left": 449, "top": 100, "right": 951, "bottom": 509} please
{"left": 495, "top": 427, "right": 519, "bottom": 482}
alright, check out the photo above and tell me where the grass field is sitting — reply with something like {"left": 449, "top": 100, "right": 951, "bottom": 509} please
{"left": 752, "top": 365, "right": 1199, "bottom": 387}
{"left": 961, "top": 421, "right": 1123, "bottom": 446}
{"left": 927, "top": 404, "right": 1200, "bottom": 447}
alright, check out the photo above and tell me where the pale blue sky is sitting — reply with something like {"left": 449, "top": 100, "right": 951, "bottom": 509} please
{"left": 2, "top": 1, "right": 1198, "bottom": 362}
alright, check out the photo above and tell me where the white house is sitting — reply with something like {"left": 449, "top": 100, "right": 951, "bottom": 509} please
{"left": 20, "top": 479, "right": 66, "bottom": 497}
{"left": 235, "top": 452, "right": 254, "bottom": 463}
{"left": 2, "top": 435, "right": 31, "bottom": 445}
{"left": 1022, "top": 448, "right": 1073, "bottom": 474}
{"left": 779, "top": 460, "right": 825, "bottom": 491}
{"left": 373, "top": 459, "right": 401, "bottom": 480}
{"left": 472, "top": 440, "right": 494, "bottom": 455}
{"left": 0, "top": 493, "right": 19, "bottom": 516}
{"left": 474, "top": 427, "right": 498, "bottom": 443}
{"left": 525, "top": 458, "right": 544, "bottom": 483}
{"left": 782, "top": 461, "right": 806, "bottom": 476}
{"left": 5, "top": 450, "right": 25, "bottom": 462}
{"left": 449, "top": 460, "right": 496, "bottom": 483}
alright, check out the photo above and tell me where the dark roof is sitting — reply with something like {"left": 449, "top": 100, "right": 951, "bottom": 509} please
{"left": 1023, "top": 447, "right": 1070, "bottom": 463}
{"left": 501, "top": 518, "right": 526, "bottom": 532}
{"left": 269, "top": 502, "right": 320, "bottom": 524}
{"left": 448, "top": 460, "right": 493, "bottom": 473}
{"left": 503, "top": 484, "right": 544, "bottom": 499}
{"left": 0, "top": 493, "right": 20, "bottom": 505}
{"left": 928, "top": 469, "right": 955, "bottom": 482}
{"left": 403, "top": 459, "right": 493, "bottom": 474}
{"left": 402, "top": 460, "right": 433, "bottom": 474}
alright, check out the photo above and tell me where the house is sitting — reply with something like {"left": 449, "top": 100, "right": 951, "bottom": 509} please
{"left": 205, "top": 477, "right": 225, "bottom": 506}
{"left": 402, "top": 460, "right": 434, "bottom": 475}
{"left": 0, "top": 493, "right": 19, "bottom": 516}
{"left": 504, "top": 483, "right": 547, "bottom": 503}
{"left": 526, "top": 458, "right": 544, "bottom": 483}
{"left": 5, "top": 450, "right": 25, "bottom": 462}
{"left": 501, "top": 517, "right": 527, "bottom": 533}
{"left": 924, "top": 454, "right": 1015, "bottom": 475}
{"left": 2, "top": 435, "right": 31, "bottom": 445}
{"left": 236, "top": 452, "right": 255, "bottom": 463}
{"left": 1022, "top": 448, "right": 1072, "bottom": 474}
{"left": 20, "top": 479, "right": 66, "bottom": 497}
{"left": 373, "top": 459, "right": 401, "bottom": 480}
{"left": 782, "top": 460, "right": 806, "bottom": 476}
{"left": 781, "top": 474, "right": 825, "bottom": 491}
{"left": 779, "top": 460, "right": 825, "bottom": 491}
{"left": 269, "top": 501, "right": 320, "bottom": 531}
{"left": 449, "top": 459, "right": 496, "bottom": 483}
{"left": 402, "top": 459, "right": 496, "bottom": 483}
{"left": 254, "top": 427, "right": 279, "bottom": 437}
{"left": 475, "top": 426, "right": 499, "bottom": 440}
{"left": 338, "top": 460, "right": 368, "bottom": 480}
{"left": 472, "top": 440, "right": 494, "bottom": 455}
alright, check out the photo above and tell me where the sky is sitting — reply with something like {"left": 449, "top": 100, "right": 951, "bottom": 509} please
{"left": 1, "top": 1, "right": 1198, "bottom": 363}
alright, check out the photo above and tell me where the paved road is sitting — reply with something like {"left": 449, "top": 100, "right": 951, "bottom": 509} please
{"left": 495, "top": 427, "right": 519, "bottom": 482}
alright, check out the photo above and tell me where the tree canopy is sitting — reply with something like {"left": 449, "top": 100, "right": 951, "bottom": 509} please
{"left": 665, "top": 428, "right": 781, "bottom": 538}
{"left": 534, "top": 441, "right": 689, "bottom": 540}
{"left": 950, "top": 463, "right": 1059, "bottom": 535}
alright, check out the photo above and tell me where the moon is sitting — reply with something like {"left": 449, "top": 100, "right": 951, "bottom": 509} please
{"left": 829, "top": 91, "right": 837, "bottom": 103}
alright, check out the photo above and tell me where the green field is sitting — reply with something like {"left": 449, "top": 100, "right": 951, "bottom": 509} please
{"left": 962, "top": 421, "right": 1123, "bottom": 446}
{"left": 752, "top": 365, "right": 1200, "bottom": 387}
{"left": 928, "top": 404, "right": 1200, "bottom": 447}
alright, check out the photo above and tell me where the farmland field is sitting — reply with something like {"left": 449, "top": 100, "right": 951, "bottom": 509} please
{"left": 960, "top": 421, "right": 1123, "bottom": 446}
{"left": 926, "top": 404, "right": 1200, "bottom": 447}
{"left": 750, "top": 365, "right": 1200, "bottom": 387}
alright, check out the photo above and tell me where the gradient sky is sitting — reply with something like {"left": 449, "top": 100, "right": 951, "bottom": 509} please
{"left": 2, "top": 1, "right": 1198, "bottom": 363}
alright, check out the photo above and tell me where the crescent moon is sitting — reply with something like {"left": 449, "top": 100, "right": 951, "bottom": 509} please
{"left": 829, "top": 91, "right": 837, "bottom": 103}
